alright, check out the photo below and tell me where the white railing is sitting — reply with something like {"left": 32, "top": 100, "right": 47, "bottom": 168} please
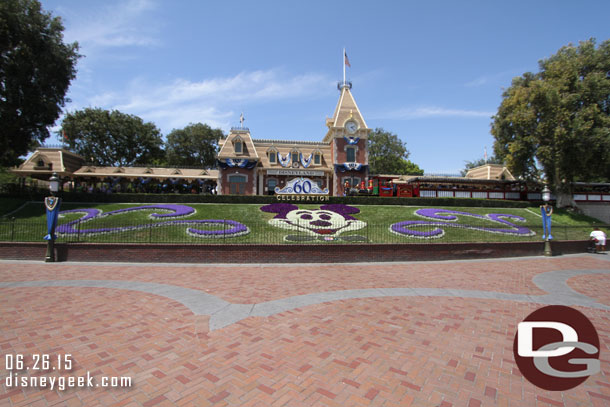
{"left": 416, "top": 189, "right": 610, "bottom": 203}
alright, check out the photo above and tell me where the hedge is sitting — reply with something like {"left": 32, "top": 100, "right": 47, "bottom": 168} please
{"left": 1, "top": 191, "right": 532, "bottom": 208}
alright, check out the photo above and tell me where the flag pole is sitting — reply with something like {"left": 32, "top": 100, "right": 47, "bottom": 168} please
{"left": 342, "top": 48, "right": 346, "bottom": 86}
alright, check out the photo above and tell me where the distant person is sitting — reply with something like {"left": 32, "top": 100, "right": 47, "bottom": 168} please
{"left": 590, "top": 227, "right": 607, "bottom": 253}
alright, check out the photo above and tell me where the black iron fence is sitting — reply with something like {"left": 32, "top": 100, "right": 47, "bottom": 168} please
{"left": 0, "top": 218, "right": 602, "bottom": 245}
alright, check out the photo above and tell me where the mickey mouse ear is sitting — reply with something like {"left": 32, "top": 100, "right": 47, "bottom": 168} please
{"left": 260, "top": 203, "right": 299, "bottom": 219}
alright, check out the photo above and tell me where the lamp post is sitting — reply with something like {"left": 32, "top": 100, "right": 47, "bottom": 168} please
{"left": 541, "top": 185, "right": 552, "bottom": 257}
{"left": 44, "top": 173, "right": 61, "bottom": 262}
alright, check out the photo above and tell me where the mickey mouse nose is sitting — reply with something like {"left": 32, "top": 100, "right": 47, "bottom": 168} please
{"left": 310, "top": 220, "right": 332, "bottom": 227}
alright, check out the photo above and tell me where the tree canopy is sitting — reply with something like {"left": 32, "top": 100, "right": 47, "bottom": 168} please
{"left": 0, "top": 0, "right": 79, "bottom": 166}
{"left": 165, "top": 123, "right": 223, "bottom": 168}
{"left": 367, "top": 128, "right": 424, "bottom": 175}
{"left": 61, "top": 108, "right": 164, "bottom": 167}
{"left": 491, "top": 38, "right": 610, "bottom": 205}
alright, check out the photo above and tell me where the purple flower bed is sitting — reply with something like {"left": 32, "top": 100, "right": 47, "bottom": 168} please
{"left": 390, "top": 208, "right": 535, "bottom": 239}
{"left": 57, "top": 205, "right": 249, "bottom": 238}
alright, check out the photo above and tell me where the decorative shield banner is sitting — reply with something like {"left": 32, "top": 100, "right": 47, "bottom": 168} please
{"left": 44, "top": 197, "right": 62, "bottom": 240}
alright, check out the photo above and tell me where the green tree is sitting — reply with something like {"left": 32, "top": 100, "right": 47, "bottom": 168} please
{"left": 165, "top": 123, "right": 223, "bottom": 168}
{"left": 0, "top": 0, "right": 79, "bottom": 166}
{"left": 367, "top": 128, "right": 424, "bottom": 175}
{"left": 61, "top": 108, "right": 164, "bottom": 166}
{"left": 492, "top": 39, "right": 610, "bottom": 206}
{"left": 460, "top": 155, "right": 504, "bottom": 176}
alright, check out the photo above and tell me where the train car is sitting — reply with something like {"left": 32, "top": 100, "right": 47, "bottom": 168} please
{"left": 367, "top": 175, "right": 526, "bottom": 200}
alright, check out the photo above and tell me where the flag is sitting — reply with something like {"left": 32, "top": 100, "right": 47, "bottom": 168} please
{"left": 239, "top": 112, "right": 245, "bottom": 126}
{"left": 344, "top": 51, "right": 351, "bottom": 68}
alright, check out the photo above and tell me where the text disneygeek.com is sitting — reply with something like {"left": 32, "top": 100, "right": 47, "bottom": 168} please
{"left": 3, "top": 354, "right": 132, "bottom": 391}
{"left": 4, "top": 371, "right": 132, "bottom": 391}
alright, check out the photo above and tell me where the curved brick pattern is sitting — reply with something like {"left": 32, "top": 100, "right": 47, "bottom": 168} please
{"left": 1, "top": 255, "right": 608, "bottom": 303}
{"left": 568, "top": 274, "right": 610, "bottom": 306}
{"left": 0, "top": 254, "right": 609, "bottom": 407}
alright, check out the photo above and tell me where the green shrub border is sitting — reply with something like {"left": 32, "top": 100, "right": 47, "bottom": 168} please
{"left": 1, "top": 191, "right": 532, "bottom": 208}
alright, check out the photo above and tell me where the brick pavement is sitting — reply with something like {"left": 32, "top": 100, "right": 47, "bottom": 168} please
{"left": 0, "top": 254, "right": 609, "bottom": 406}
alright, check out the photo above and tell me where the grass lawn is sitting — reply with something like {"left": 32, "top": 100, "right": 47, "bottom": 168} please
{"left": 0, "top": 197, "right": 27, "bottom": 217}
{"left": 0, "top": 201, "right": 600, "bottom": 244}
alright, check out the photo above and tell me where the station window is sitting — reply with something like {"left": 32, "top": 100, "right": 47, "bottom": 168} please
{"left": 346, "top": 147, "right": 356, "bottom": 163}
{"left": 267, "top": 178, "right": 277, "bottom": 192}
{"left": 314, "top": 153, "right": 321, "bottom": 165}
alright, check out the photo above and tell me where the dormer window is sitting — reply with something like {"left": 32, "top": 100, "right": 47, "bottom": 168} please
{"left": 234, "top": 140, "right": 243, "bottom": 154}
{"left": 314, "top": 153, "right": 321, "bottom": 165}
{"left": 291, "top": 151, "right": 299, "bottom": 163}
{"left": 268, "top": 151, "right": 276, "bottom": 164}
{"left": 37, "top": 159, "right": 45, "bottom": 167}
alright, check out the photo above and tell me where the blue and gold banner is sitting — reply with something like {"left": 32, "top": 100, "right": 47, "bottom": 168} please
{"left": 44, "top": 197, "right": 61, "bottom": 240}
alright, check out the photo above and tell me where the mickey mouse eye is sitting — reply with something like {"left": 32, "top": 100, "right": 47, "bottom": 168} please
{"left": 319, "top": 214, "right": 332, "bottom": 220}
{"left": 300, "top": 214, "right": 313, "bottom": 220}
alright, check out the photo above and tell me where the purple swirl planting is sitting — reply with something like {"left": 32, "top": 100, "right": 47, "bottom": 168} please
{"left": 57, "top": 204, "right": 249, "bottom": 238}
{"left": 390, "top": 208, "right": 535, "bottom": 239}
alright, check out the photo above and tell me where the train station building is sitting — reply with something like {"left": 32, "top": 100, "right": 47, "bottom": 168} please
{"left": 216, "top": 82, "right": 369, "bottom": 196}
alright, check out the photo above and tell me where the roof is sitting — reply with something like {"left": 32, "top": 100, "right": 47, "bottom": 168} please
{"left": 323, "top": 86, "right": 370, "bottom": 142}
{"left": 465, "top": 164, "right": 515, "bottom": 181}
{"left": 253, "top": 140, "right": 333, "bottom": 171}
{"left": 11, "top": 147, "right": 85, "bottom": 178}
{"left": 398, "top": 175, "right": 520, "bottom": 185}
{"left": 72, "top": 166, "right": 218, "bottom": 180}
{"left": 217, "top": 128, "right": 260, "bottom": 159}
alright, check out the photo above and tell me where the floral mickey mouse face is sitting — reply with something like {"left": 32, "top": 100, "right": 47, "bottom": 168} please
{"left": 281, "top": 209, "right": 364, "bottom": 235}
{"left": 260, "top": 203, "right": 366, "bottom": 237}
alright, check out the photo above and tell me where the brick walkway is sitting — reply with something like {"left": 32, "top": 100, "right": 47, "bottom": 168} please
{"left": 1, "top": 254, "right": 609, "bottom": 406}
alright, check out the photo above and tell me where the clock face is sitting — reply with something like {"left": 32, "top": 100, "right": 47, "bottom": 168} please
{"left": 346, "top": 121, "right": 358, "bottom": 133}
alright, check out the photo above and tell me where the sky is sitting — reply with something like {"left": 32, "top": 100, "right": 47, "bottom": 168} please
{"left": 40, "top": 0, "right": 610, "bottom": 174}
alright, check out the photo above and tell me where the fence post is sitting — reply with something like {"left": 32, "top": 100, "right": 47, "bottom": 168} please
{"left": 10, "top": 218, "right": 15, "bottom": 241}
{"left": 149, "top": 219, "right": 153, "bottom": 243}
{"left": 77, "top": 218, "right": 81, "bottom": 242}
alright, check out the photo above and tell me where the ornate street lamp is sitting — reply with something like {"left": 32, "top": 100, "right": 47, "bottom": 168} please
{"left": 541, "top": 185, "right": 553, "bottom": 256}
{"left": 44, "top": 173, "right": 62, "bottom": 262}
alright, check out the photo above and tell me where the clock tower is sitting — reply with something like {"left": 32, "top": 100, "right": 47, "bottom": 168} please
{"left": 324, "top": 81, "right": 370, "bottom": 196}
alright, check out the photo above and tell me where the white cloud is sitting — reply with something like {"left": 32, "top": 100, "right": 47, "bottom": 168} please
{"left": 63, "top": 0, "right": 160, "bottom": 50}
{"left": 464, "top": 77, "right": 489, "bottom": 87}
{"left": 373, "top": 106, "right": 494, "bottom": 120}
{"left": 79, "top": 69, "right": 331, "bottom": 133}
{"left": 464, "top": 70, "right": 520, "bottom": 88}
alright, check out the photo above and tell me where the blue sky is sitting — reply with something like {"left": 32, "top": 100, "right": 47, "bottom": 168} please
{"left": 41, "top": 0, "right": 610, "bottom": 174}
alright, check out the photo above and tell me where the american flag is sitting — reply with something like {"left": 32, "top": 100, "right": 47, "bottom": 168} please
{"left": 344, "top": 51, "right": 351, "bottom": 68}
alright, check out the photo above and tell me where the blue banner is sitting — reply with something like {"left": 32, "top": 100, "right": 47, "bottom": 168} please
{"left": 44, "top": 197, "right": 61, "bottom": 240}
